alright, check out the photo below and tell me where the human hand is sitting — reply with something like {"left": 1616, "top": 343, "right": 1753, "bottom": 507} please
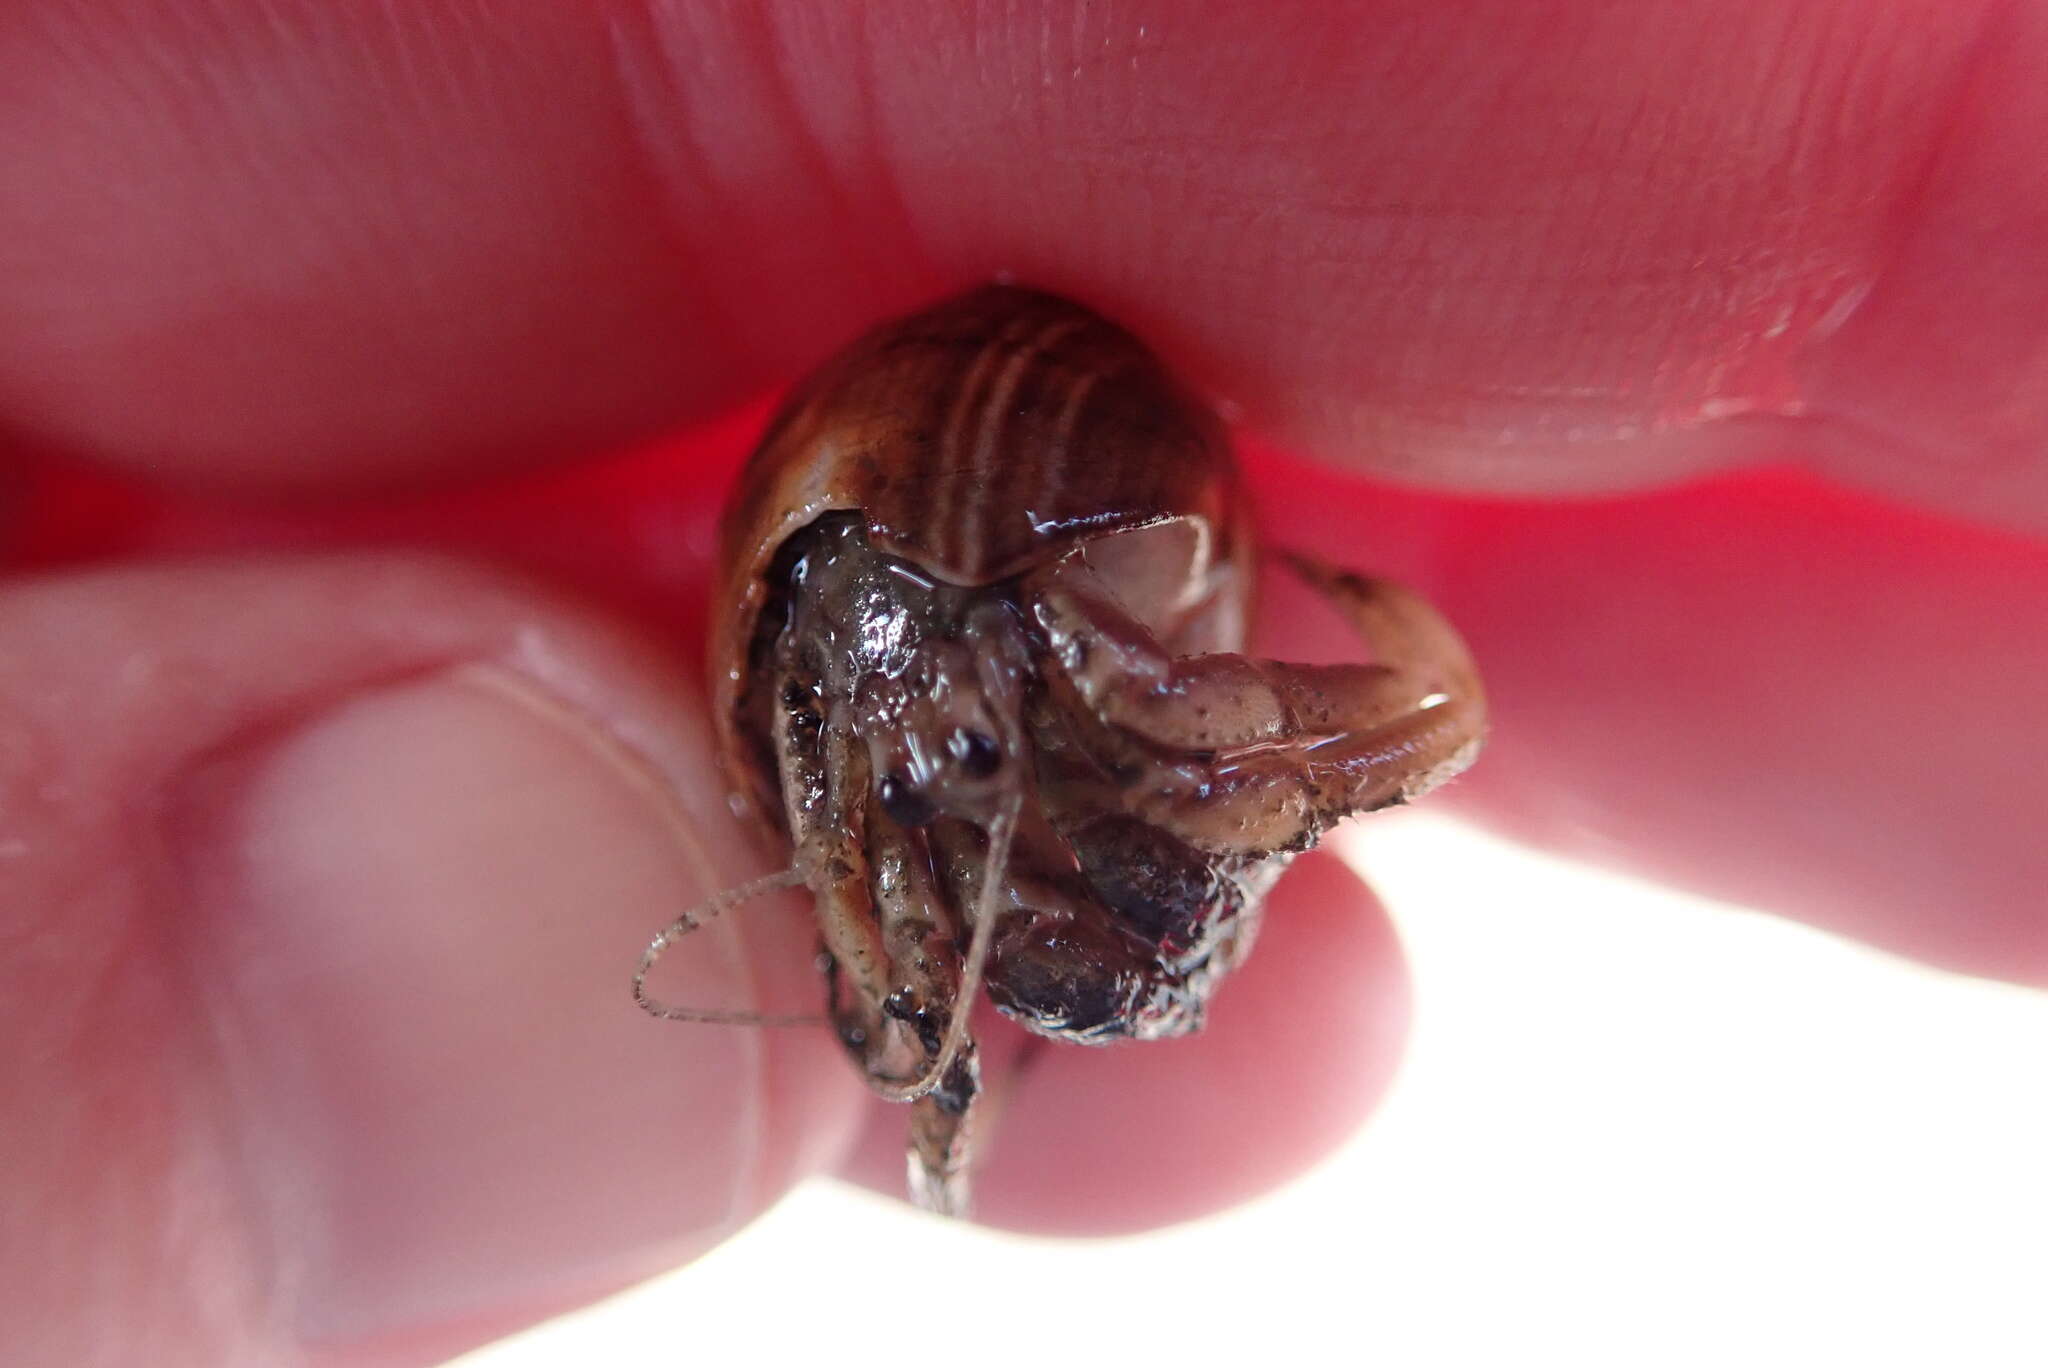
{"left": 4, "top": 4, "right": 2043, "bottom": 1365}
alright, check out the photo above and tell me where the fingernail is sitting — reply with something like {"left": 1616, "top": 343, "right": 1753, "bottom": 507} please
{"left": 174, "top": 666, "right": 769, "bottom": 1343}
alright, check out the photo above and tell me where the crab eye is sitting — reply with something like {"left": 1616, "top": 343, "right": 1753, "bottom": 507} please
{"left": 947, "top": 728, "right": 1002, "bottom": 778}
{"left": 877, "top": 773, "right": 937, "bottom": 827}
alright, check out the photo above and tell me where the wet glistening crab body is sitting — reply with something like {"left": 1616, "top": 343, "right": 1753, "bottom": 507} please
{"left": 638, "top": 286, "right": 1484, "bottom": 1214}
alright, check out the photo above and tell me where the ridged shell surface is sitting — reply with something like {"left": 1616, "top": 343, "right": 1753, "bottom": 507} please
{"left": 713, "top": 286, "right": 1244, "bottom": 797}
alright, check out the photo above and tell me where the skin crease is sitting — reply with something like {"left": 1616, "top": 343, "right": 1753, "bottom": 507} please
{"left": 1, "top": 1, "right": 2045, "bottom": 1364}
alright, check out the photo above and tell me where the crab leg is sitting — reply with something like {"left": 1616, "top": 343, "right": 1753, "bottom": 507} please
{"left": 866, "top": 797, "right": 983, "bottom": 1171}
{"left": 1030, "top": 552, "right": 1485, "bottom": 855}
{"left": 770, "top": 677, "right": 929, "bottom": 1086}
{"left": 1272, "top": 549, "right": 1485, "bottom": 806}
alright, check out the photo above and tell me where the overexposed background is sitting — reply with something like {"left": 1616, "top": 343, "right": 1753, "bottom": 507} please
{"left": 456, "top": 815, "right": 2048, "bottom": 1368}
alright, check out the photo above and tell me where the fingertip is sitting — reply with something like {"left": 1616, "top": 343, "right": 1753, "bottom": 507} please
{"left": 174, "top": 662, "right": 865, "bottom": 1344}
{"left": 0, "top": 560, "right": 864, "bottom": 1363}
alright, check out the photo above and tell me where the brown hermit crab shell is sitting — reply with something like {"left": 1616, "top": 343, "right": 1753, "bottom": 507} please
{"left": 710, "top": 285, "right": 1254, "bottom": 820}
{"left": 647, "top": 284, "right": 1484, "bottom": 1216}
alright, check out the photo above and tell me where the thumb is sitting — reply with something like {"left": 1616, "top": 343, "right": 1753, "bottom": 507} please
{"left": 0, "top": 555, "right": 856, "bottom": 1366}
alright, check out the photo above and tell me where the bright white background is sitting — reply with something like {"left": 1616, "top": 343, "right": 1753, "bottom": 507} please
{"left": 455, "top": 816, "right": 2048, "bottom": 1368}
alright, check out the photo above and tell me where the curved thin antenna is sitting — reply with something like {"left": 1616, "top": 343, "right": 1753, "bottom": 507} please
{"left": 871, "top": 788, "right": 1022, "bottom": 1103}
{"left": 634, "top": 863, "right": 826, "bottom": 1027}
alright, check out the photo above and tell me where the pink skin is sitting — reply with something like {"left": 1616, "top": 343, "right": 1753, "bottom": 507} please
{"left": 1, "top": 2, "right": 2044, "bottom": 1363}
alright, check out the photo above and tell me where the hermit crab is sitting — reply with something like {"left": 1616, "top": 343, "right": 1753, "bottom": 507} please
{"left": 636, "top": 286, "right": 1484, "bottom": 1214}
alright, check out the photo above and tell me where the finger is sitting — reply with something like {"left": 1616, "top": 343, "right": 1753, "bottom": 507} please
{"left": 17, "top": 413, "right": 2041, "bottom": 988}
{"left": 4, "top": 1, "right": 2044, "bottom": 527}
{"left": 1254, "top": 452, "right": 2048, "bottom": 986}
{"left": 0, "top": 557, "right": 860, "bottom": 1365}
{"left": 836, "top": 852, "right": 1409, "bottom": 1233}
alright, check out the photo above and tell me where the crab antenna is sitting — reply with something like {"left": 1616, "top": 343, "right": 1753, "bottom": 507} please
{"left": 633, "top": 861, "right": 825, "bottom": 1027}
